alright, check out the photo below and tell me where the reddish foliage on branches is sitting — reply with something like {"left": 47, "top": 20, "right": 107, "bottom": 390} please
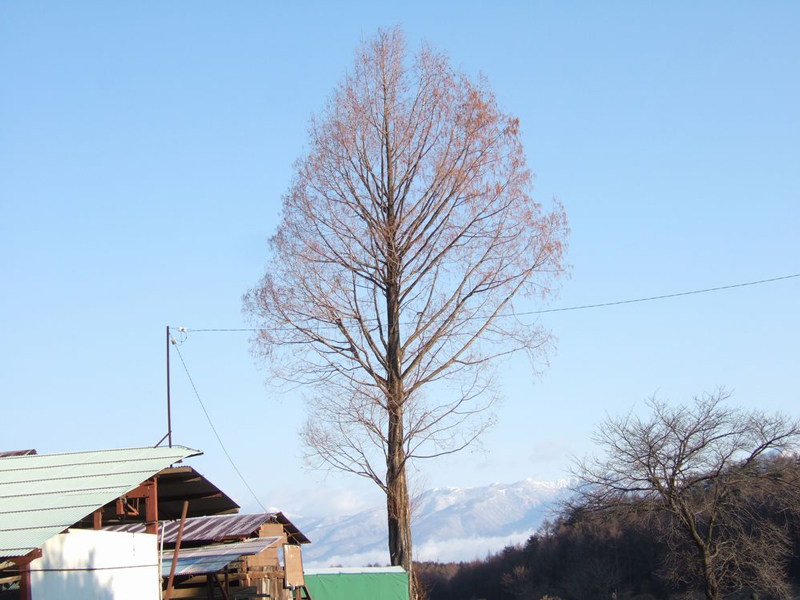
{"left": 245, "top": 27, "right": 567, "bottom": 596}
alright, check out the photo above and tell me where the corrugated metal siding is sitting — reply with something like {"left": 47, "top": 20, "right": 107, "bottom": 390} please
{"left": 0, "top": 446, "right": 200, "bottom": 558}
{"left": 160, "top": 536, "right": 281, "bottom": 576}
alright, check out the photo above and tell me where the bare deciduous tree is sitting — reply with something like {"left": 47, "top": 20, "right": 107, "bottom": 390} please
{"left": 244, "top": 28, "right": 567, "bottom": 595}
{"left": 573, "top": 391, "right": 800, "bottom": 600}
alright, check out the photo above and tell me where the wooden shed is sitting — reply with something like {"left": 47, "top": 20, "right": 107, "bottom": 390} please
{"left": 107, "top": 512, "right": 310, "bottom": 599}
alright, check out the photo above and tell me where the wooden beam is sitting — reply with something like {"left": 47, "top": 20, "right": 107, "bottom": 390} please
{"left": 10, "top": 549, "right": 42, "bottom": 600}
{"left": 164, "top": 501, "right": 189, "bottom": 600}
{"left": 146, "top": 478, "right": 158, "bottom": 534}
{"left": 158, "top": 491, "right": 224, "bottom": 502}
{"left": 213, "top": 573, "right": 232, "bottom": 600}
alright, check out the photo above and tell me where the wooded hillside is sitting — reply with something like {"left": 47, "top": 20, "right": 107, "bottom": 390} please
{"left": 416, "top": 456, "right": 800, "bottom": 600}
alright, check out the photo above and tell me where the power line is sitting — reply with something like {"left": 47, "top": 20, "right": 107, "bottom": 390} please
{"left": 526, "top": 272, "right": 800, "bottom": 315}
{"left": 14, "top": 565, "right": 160, "bottom": 573}
{"left": 171, "top": 343, "right": 268, "bottom": 512}
{"left": 179, "top": 272, "right": 800, "bottom": 333}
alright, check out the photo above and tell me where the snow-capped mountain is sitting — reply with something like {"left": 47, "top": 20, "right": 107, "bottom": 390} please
{"left": 298, "top": 478, "right": 573, "bottom": 567}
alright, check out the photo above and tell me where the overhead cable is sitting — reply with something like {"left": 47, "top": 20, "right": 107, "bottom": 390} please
{"left": 172, "top": 343, "right": 268, "bottom": 512}
{"left": 178, "top": 272, "right": 800, "bottom": 334}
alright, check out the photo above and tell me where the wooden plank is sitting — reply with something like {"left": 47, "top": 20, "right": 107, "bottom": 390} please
{"left": 164, "top": 500, "right": 189, "bottom": 600}
{"left": 283, "top": 545, "right": 305, "bottom": 587}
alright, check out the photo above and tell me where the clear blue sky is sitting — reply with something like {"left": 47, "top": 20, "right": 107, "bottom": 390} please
{"left": 1, "top": 2, "right": 798, "bottom": 517}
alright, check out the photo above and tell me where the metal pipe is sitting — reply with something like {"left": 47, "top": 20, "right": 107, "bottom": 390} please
{"left": 166, "top": 325, "right": 172, "bottom": 448}
{"left": 159, "top": 520, "right": 165, "bottom": 600}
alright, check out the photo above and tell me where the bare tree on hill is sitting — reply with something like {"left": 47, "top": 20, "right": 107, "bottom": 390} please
{"left": 244, "top": 27, "right": 567, "bottom": 597}
{"left": 573, "top": 391, "right": 800, "bottom": 600}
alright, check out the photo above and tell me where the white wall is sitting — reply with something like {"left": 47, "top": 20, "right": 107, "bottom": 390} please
{"left": 30, "top": 529, "right": 159, "bottom": 600}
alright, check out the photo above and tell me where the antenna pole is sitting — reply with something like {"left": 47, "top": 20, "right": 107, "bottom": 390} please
{"left": 166, "top": 325, "right": 173, "bottom": 448}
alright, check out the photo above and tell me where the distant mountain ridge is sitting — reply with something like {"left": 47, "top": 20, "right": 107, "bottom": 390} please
{"left": 297, "top": 478, "right": 573, "bottom": 567}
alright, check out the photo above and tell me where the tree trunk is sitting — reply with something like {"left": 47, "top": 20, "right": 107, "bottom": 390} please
{"left": 385, "top": 276, "right": 415, "bottom": 597}
{"left": 682, "top": 503, "right": 720, "bottom": 600}
{"left": 381, "top": 84, "right": 416, "bottom": 598}
{"left": 701, "top": 547, "right": 720, "bottom": 600}
{"left": 384, "top": 232, "right": 416, "bottom": 595}
{"left": 387, "top": 405, "right": 414, "bottom": 597}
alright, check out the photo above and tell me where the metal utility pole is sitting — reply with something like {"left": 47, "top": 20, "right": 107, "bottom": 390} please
{"left": 166, "top": 325, "right": 173, "bottom": 448}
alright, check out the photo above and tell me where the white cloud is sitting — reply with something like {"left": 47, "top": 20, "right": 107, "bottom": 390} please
{"left": 414, "top": 530, "right": 536, "bottom": 563}
{"left": 306, "top": 549, "right": 390, "bottom": 569}
{"left": 257, "top": 483, "right": 381, "bottom": 519}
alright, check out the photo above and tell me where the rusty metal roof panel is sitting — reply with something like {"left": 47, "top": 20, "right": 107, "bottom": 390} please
{"left": 0, "top": 450, "right": 37, "bottom": 458}
{"left": 272, "top": 511, "right": 311, "bottom": 544}
{"left": 160, "top": 536, "right": 282, "bottom": 576}
{"left": 113, "top": 511, "right": 310, "bottom": 544}
{"left": 107, "top": 512, "right": 284, "bottom": 543}
{"left": 0, "top": 446, "right": 201, "bottom": 558}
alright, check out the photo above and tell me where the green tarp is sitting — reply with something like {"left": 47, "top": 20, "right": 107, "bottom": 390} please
{"left": 304, "top": 568, "right": 409, "bottom": 600}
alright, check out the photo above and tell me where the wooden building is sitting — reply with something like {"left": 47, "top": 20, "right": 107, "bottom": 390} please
{"left": 107, "top": 512, "right": 311, "bottom": 599}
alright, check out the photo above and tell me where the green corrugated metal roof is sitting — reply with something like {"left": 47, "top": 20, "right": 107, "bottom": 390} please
{"left": 0, "top": 446, "right": 201, "bottom": 558}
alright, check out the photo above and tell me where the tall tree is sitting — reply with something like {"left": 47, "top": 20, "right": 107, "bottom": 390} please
{"left": 573, "top": 391, "right": 800, "bottom": 600}
{"left": 245, "top": 28, "right": 567, "bottom": 595}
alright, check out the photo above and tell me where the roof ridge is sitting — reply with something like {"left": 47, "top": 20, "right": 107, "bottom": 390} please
{"left": 0, "top": 446, "right": 199, "bottom": 461}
